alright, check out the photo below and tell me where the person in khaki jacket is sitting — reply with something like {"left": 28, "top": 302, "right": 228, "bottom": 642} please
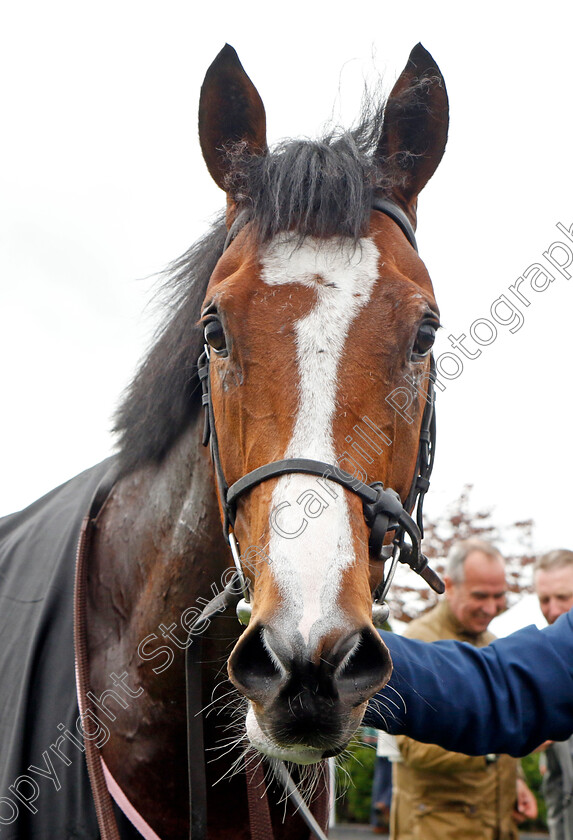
{"left": 391, "top": 538, "right": 537, "bottom": 840}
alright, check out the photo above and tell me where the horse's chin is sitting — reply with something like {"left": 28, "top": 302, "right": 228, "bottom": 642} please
{"left": 245, "top": 706, "right": 347, "bottom": 765}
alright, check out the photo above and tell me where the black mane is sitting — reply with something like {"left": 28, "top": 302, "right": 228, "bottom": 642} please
{"left": 114, "top": 105, "right": 398, "bottom": 475}
{"left": 113, "top": 220, "right": 227, "bottom": 476}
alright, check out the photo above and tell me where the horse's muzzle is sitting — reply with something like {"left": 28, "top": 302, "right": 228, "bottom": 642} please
{"left": 228, "top": 623, "right": 392, "bottom": 761}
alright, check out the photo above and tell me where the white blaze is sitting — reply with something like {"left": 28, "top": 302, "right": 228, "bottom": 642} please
{"left": 261, "top": 235, "right": 379, "bottom": 643}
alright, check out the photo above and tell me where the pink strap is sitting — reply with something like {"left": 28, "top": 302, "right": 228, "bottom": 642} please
{"left": 101, "top": 758, "right": 164, "bottom": 840}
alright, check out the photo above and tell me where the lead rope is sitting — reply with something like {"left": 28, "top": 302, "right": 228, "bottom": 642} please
{"left": 245, "top": 751, "right": 274, "bottom": 840}
{"left": 185, "top": 639, "right": 207, "bottom": 840}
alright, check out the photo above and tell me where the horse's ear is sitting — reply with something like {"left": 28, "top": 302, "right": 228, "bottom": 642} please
{"left": 199, "top": 44, "right": 267, "bottom": 192}
{"left": 376, "top": 44, "right": 449, "bottom": 222}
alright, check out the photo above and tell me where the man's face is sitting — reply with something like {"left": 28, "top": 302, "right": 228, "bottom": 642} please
{"left": 534, "top": 564, "right": 573, "bottom": 625}
{"left": 445, "top": 550, "right": 507, "bottom": 635}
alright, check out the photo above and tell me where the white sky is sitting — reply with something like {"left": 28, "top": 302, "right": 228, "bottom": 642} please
{"left": 2, "top": 1, "right": 572, "bottom": 560}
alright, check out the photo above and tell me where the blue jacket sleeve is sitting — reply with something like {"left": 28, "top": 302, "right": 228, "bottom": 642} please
{"left": 363, "top": 609, "right": 573, "bottom": 757}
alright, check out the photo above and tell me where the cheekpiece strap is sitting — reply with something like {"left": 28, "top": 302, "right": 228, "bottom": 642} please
{"left": 372, "top": 197, "right": 418, "bottom": 251}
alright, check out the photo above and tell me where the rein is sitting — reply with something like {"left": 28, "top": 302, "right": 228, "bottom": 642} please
{"left": 74, "top": 466, "right": 125, "bottom": 840}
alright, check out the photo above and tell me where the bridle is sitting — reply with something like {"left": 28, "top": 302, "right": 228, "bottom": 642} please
{"left": 75, "top": 197, "right": 444, "bottom": 840}
{"left": 198, "top": 196, "right": 444, "bottom": 630}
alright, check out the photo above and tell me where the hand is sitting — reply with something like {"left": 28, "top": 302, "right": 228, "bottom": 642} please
{"left": 533, "top": 740, "right": 553, "bottom": 753}
{"left": 513, "top": 778, "right": 538, "bottom": 824}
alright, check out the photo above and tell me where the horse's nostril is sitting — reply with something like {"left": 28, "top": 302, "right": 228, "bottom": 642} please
{"left": 230, "top": 625, "right": 391, "bottom": 709}
{"left": 228, "top": 625, "right": 284, "bottom": 702}
{"left": 335, "top": 627, "right": 392, "bottom": 704}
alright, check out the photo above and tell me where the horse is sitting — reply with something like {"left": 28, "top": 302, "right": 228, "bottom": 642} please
{"left": 0, "top": 42, "right": 448, "bottom": 839}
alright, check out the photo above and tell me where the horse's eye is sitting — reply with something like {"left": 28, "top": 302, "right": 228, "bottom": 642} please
{"left": 204, "top": 318, "right": 227, "bottom": 355}
{"left": 411, "top": 321, "right": 437, "bottom": 360}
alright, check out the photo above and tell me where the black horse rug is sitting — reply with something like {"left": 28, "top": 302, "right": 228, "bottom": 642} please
{"left": 0, "top": 458, "right": 139, "bottom": 839}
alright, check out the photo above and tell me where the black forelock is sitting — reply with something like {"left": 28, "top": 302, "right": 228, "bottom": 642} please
{"left": 225, "top": 102, "right": 394, "bottom": 243}
{"left": 113, "top": 218, "right": 227, "bottom": 477}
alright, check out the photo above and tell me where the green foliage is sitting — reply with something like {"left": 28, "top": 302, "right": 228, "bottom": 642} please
{"left": 335, "top": 738, "right": 377, "bottom": 823}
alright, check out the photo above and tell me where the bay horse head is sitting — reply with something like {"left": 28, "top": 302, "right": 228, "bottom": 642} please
{"left": 197, "top": 44, "right": 448, "bottom": 764}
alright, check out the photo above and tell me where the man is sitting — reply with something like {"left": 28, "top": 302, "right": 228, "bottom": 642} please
{"left": 391, "top": 538, "right": 536, "bottom": 840}
{"left": 534, "top": 550, "right": 573, "bottom": 840}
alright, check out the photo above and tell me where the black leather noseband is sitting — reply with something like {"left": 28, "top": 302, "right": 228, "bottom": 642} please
{"left": 198, "top": 198, "right": 443, "bottom": 608}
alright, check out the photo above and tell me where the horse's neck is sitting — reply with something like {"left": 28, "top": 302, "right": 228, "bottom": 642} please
{"left": 85, "top": 420, "right": 240, "bottom": 836}
{"left": 89, "top": 420, "right": 229, "bottom": 656}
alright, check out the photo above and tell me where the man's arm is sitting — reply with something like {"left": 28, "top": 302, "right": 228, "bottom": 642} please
{"left": 364, "top": 609, "right": 573, "bottom": 757}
